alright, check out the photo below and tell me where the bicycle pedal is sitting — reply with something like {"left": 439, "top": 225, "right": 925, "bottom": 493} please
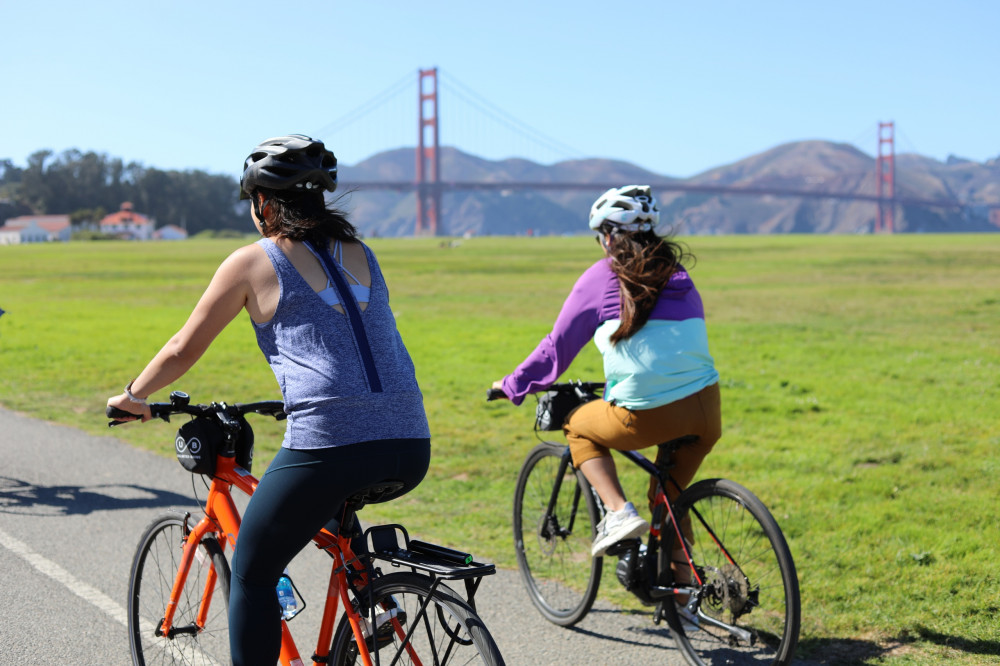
{"left": 605, "top": 539, "right": 641, "bottom": 557}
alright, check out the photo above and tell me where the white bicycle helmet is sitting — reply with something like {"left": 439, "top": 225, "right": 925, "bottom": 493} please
{"left": 588, "top": 185, "right": 660, "bottom": 232}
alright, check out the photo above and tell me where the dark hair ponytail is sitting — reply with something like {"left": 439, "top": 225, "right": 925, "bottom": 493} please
{"left": 603, "top": 227, "right": 693, "bottom": 344}
{"left": 254, "top": 188, "right": 358, "bottom": 247}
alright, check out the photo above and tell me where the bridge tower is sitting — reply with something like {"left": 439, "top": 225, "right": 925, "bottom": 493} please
{"left": 875, "top": 121, "right": 895, "bottom": 233}
{"left": 415, "top": 67, "right": 440, "bottom": 235}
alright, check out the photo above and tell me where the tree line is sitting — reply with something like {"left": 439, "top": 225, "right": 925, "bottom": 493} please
{"left": 0, "top": 150, "right": 246, "bottom": 235}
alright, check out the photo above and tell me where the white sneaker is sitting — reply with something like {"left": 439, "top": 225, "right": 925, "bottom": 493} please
{"left": 591, "top": 502, "right": 649, "bottom": 556}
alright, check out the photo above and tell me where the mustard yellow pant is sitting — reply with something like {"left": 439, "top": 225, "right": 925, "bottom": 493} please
{"left": 564, "top": 383, "right": 722, "bottom": 511}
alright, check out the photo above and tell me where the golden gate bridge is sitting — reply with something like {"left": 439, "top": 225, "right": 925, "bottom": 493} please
{"left": 313, "top": 68, "right": 989, "bottom": 236}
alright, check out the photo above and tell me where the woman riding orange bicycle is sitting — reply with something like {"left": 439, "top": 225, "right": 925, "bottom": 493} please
{"left": 108, "top": 134, "right": 431, "bottom": 666}
{"left": 492, "top": 185, "right": 721, "bottom": 562}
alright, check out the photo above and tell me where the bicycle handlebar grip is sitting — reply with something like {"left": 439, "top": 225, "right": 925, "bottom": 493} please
{"left": 486, "top": 388, "right": 507, "bottom": 402}
{"left": 106, "top": 405, "right": 136, "bottom": 419}
{"left": 106, "top": 405, "right": 141, "bottom": 427}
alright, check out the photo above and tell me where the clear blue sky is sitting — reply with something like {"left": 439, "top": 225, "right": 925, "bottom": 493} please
{"left": 2, "top": 1, "right": 998, "bottom": 180}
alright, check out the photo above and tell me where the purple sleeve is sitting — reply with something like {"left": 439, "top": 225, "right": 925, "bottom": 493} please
{"left": 501, "top": 260, "right": 617, "bottom": 406}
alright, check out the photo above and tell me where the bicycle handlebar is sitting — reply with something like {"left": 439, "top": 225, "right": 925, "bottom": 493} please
{"left": 106, "top": 391, "right": 286, "bottom": 427}
{"left": 485, "top": 380, "right": 605, "bottom": 403}
{"left": 560, "top": 380, "right": 606, "bottom": 396}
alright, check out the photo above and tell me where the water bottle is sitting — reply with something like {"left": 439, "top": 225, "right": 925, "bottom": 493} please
{"left": 276, "top": 570, "right": 298, "bottom": 620}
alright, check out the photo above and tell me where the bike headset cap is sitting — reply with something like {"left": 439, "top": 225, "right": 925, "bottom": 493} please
{"left": 239, "top": 134, "right": 338, "bottom": 200}
{"left": 588, "top": 185, "right": 660, "bottom": 233}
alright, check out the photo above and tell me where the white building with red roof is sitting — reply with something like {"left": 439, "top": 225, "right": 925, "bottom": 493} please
{"left": 99, "top": 202, "right": 154, "bottom": 240}
{"left": 0, "top": 214, "right": 72, "bottom": 244}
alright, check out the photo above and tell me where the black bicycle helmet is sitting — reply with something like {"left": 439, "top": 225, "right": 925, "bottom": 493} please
{"left": 239, "top": 134, "right": 338, "bottom": 200}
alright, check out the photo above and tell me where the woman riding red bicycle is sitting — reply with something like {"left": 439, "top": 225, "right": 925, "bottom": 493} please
{"left": 108, "top": 134, "right": 431, "bottom": 666}
{"left": 492, "top": 185, "right": 721, "bottom": 559}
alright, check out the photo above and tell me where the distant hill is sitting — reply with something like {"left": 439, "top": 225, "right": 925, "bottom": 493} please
{"left": 338, "top": 142, "right": 1000, "bottom": 236}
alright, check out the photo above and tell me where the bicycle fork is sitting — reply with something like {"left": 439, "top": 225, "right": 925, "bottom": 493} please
{"left": 157, "top": 513, "right": 224, "bottom": 639}
{"left": 544, "top": 449, "right": 584, "bottom": 541}
{"left": 158, "top": 479, "right": 244, "bottom": 640}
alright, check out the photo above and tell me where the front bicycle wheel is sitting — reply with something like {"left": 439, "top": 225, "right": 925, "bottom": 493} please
{"left": 660, "top": 479, "right": 800, "bottom": 666}
{"left": 128, "top": 512, "right": 232, "bottom": 666}
{"left": 329, "top": 571, "right": 504, "bottom": 665}
{"left": 513, "top": 441, "right": 602, "bottom": 626}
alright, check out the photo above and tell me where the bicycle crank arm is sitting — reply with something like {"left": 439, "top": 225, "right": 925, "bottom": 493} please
{"left": 647, "top": 584, "right": 696, "bottom": 600}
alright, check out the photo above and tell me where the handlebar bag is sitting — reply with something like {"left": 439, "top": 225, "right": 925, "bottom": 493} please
{"left": 234, "top": 414, "right": 254, "bottom": 473}
{"left": 535, "top": 389, "right": 598, "bottom": 431}
{"left": 175, "top": 417, "right": 224, "bottom": 476}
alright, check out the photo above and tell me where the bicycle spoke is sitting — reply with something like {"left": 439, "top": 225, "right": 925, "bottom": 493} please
{"left": 663, "top": 479, "right": 800, "bottom": 665}
{"left": 329, "top": 572, "right": 502, "bottom": 665}
{"left": 129, "top": 515, "right": 231, "bottom": 666}
{"left": 513, "top": 442, "right": 602, "bottom": 626}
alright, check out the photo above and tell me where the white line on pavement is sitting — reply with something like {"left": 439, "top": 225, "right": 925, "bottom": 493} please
{"left": 0, "top": 526, "right": 128, "bottom": 628}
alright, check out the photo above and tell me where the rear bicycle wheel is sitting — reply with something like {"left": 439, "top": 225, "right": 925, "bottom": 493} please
{"left": 128, "top": 512, "right": 231, "bottom": 666}
{"left": 513, "top": 441, "right": 602, "bottom": 626}
{"left": 660, "top": 479, "right": 800, "bottom": 666}
{"left": 329, "top": 571, "right": 504, "bottom": 665}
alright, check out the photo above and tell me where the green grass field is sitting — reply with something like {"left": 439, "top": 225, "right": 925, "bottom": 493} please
{"left": 1, "top": 234, "right": 998, "bottom": 664}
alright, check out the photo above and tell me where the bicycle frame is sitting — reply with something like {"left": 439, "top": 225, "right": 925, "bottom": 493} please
{"left": 618, "top": 448, "right": 706, "bottom": 592}
{"left": 548, "top": 443, "right": 716, "bottom": 602}
{"left": 616, "top": 447, "right": 756, "bottom": 642}
{"left": 158, "top": 454, "right": 404, "bottom": 666}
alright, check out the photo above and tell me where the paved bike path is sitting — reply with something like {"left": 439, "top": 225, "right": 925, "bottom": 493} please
{"left": 0, "top": 406, "right": 803, "bottom": 665}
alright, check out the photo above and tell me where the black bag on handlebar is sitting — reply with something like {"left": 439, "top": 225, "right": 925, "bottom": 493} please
{"left": 234, "top": 414, "right": 254, "bottom": 473}
{"left": 535, "top": 389, "right": 598, "bottom": 431}
{"left": 175, "top": 413, "right": 256, "bottom": 476}
{"left": 175, "top": 417, "right": 224, "bottom": 476}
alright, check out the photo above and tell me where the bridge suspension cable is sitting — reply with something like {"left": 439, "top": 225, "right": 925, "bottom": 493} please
{"left": 311, "top": 67, "right": 587, "bottom": 166}
{"left": 437, "top": 70, "right": 586, "bottom": 164}
{"left": 312, "top": 71, "right": 414, "bottom": 136}
{"left": 311, "top": 71, "right": 416, "bottom": 163}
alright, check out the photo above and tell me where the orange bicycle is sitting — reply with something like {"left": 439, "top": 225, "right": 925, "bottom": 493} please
{"left": 110, "top": 391, "right": 504, "bottom": 665}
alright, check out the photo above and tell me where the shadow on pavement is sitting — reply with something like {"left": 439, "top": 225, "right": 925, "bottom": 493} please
{"left": 0, "top": 475, "right": 199, "bottom": 516}
{"left": 567, "top": 613, "right": 673, "bottom": 650}
{"left": 798, "top": 626, "right": 1000, "bottom": 664}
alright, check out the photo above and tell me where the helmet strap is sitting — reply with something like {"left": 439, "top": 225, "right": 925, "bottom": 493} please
{"left": 252, "top": 193, "right": 269, "bottom": 233}
{"left": 598, "top": 229, "right": 615, "bottom": 251}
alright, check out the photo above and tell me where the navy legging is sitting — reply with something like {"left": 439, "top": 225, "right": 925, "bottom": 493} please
{"left": 229, "top": 438, "right": 430, "bottom": 666}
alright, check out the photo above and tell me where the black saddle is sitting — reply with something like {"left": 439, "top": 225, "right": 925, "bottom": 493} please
{"left": 345, "top": 480, "right": 407, "bottom": 510}
{"left": 324, "top": 480, "right": 407, "bottom": 538}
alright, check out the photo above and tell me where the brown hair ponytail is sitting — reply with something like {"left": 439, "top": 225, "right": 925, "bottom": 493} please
{"left": 604, "top": 228, "right": 692, "bottom": 344}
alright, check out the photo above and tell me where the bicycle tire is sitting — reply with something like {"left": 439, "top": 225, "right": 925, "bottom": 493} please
{"left": 128, "top": 511, "right": 232, "bottom": 666}
{"left": 659, "top": 479, "right": 801, "bottom": 666}
{"left": 329, "top": 571, "right": 504, "bottom": 665}
{"left": 512, "top": 441, "right": 602, "bottom": 626}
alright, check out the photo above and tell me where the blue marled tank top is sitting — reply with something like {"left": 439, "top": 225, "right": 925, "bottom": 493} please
{"left": 253, "top": 238, "right": 430, "bottom": 449}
